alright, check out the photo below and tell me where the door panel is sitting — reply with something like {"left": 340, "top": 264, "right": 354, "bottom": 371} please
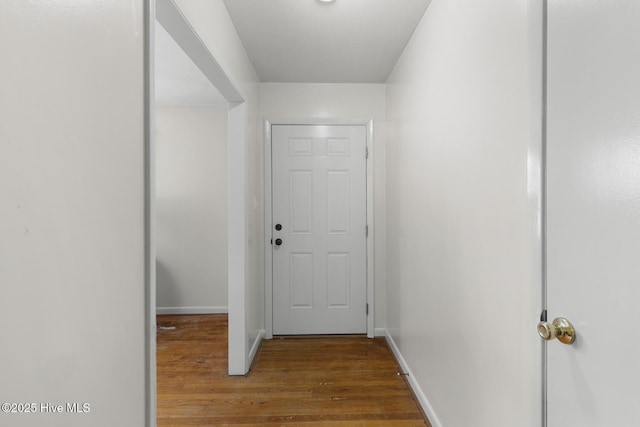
{"left": 546, "top": 0, "right": 640, "bottom": 425}
{"left": 327, "top": 170, "right": 350, "bottom": 233}
{"left": 290, "top": 170, "right": 313, "bottom": 233}
{"left": 272, "top": 125, "right": 367, "bottom": 335}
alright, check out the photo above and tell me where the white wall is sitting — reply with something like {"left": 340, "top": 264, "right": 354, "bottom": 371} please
{"left": 385, "top": 1, "right": 542, "bottom": 426}
{"left": 0, "top": 1, "right": 148, "bottom": 426}
{"left": 173, "top": 0, "right": 262, "bottom": 374}
{"left": 260, "top": 83, "right": 387, "bottom": 329}
{"left": 155, "top": 107, "right": 228, "bottom": 313}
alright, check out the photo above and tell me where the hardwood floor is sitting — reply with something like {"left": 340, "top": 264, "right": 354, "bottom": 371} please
{"left": 157, "top": 314, "right": 430, "bottom": 426}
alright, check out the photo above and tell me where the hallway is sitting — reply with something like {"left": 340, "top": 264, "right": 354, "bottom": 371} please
{"left": 156, "top": 315, "right": 429, "bottom": 426}
{"left": 5, "top": 1, "right": 640, "bottom": 425}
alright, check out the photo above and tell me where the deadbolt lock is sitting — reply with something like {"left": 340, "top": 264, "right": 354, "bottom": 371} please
{"left": 538, "top": 317, "right": 576, "bottom": 345}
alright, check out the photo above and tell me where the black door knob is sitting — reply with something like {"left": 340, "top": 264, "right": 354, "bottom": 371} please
{"left": 275, "top": 224, "right": 282, "bottom": 231}
{"left": 274, "top": 238, "right": 283, "bottom": 246}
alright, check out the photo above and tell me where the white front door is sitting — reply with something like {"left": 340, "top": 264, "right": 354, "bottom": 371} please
{"left": 271, "top": 125, "right": 367, "bottom": 335}
{"left": 545, "top": 0, "right": 640, "bottom": 424}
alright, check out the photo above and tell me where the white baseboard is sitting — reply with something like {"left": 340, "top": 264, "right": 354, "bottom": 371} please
{"left": 156, "top": 306, "right": 228, "bottom": 315}
{"left": 248, "top": 329, "right": 265, "bottom": 370}
{"left": 384, "top": 330, "right": 443, "bottom": 427}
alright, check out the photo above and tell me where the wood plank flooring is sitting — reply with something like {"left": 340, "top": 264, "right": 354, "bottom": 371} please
{"left": 157, "top": 314, "right": 430, "bottom": 426}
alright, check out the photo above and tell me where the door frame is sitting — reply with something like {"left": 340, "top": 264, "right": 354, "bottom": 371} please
{"left": 533, "top": 0, "right": 547, "bottom": 424}
{"left": 264, "top": 118, "right": 375, "bottom": 339}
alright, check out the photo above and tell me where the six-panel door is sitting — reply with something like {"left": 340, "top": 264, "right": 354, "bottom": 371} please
{"left": 272, "top": 125, "right": 367, "bottom": 335}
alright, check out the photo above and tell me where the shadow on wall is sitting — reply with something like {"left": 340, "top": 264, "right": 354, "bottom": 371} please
{"left": 156, "top": 259, "right": 181, "bottom": 309}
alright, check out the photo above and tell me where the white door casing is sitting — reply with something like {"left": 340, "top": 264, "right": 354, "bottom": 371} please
{"left": 545, "top": 0, "right": 640, "bottom": 425}
{"left": 271, "top": 125, "right": 367, "bottom": 335}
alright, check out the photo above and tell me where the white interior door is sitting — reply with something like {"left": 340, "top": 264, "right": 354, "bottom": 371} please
{"left": 545, "top": 0, "right": 640, "bottom": 424}
{"left": 272, "top": 125, "right": 367, "bottom": 335}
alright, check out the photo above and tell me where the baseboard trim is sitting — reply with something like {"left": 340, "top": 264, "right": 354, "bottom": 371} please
{"left": 384, "top": 330, "right": 443, "bottom": 427}
{"left": 156, "top": 306, "right": 228, "bottom": 315}
{"left": 248, "top": 329, "right": 265, "bottom": 371}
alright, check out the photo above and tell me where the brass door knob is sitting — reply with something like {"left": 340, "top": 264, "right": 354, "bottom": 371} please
{"left": 538, "top": 317, "right": 576, "bottom": 345}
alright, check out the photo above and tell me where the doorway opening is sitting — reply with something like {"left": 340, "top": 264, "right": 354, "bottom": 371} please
{"left": 147, "top": 1, "right": 250, "bottom": 423}
{"left": 154, "top": 21, "right": 228, "bottom": 317}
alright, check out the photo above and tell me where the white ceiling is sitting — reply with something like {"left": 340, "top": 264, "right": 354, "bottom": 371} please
{"left": 154, "top": 22, "right": 227, "bottom": 107}
{"left": 222, "top": 0, "right": 432, "bottom": 83}
{"left": 154, "top": 0, "right": 432, "bottom": 105}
